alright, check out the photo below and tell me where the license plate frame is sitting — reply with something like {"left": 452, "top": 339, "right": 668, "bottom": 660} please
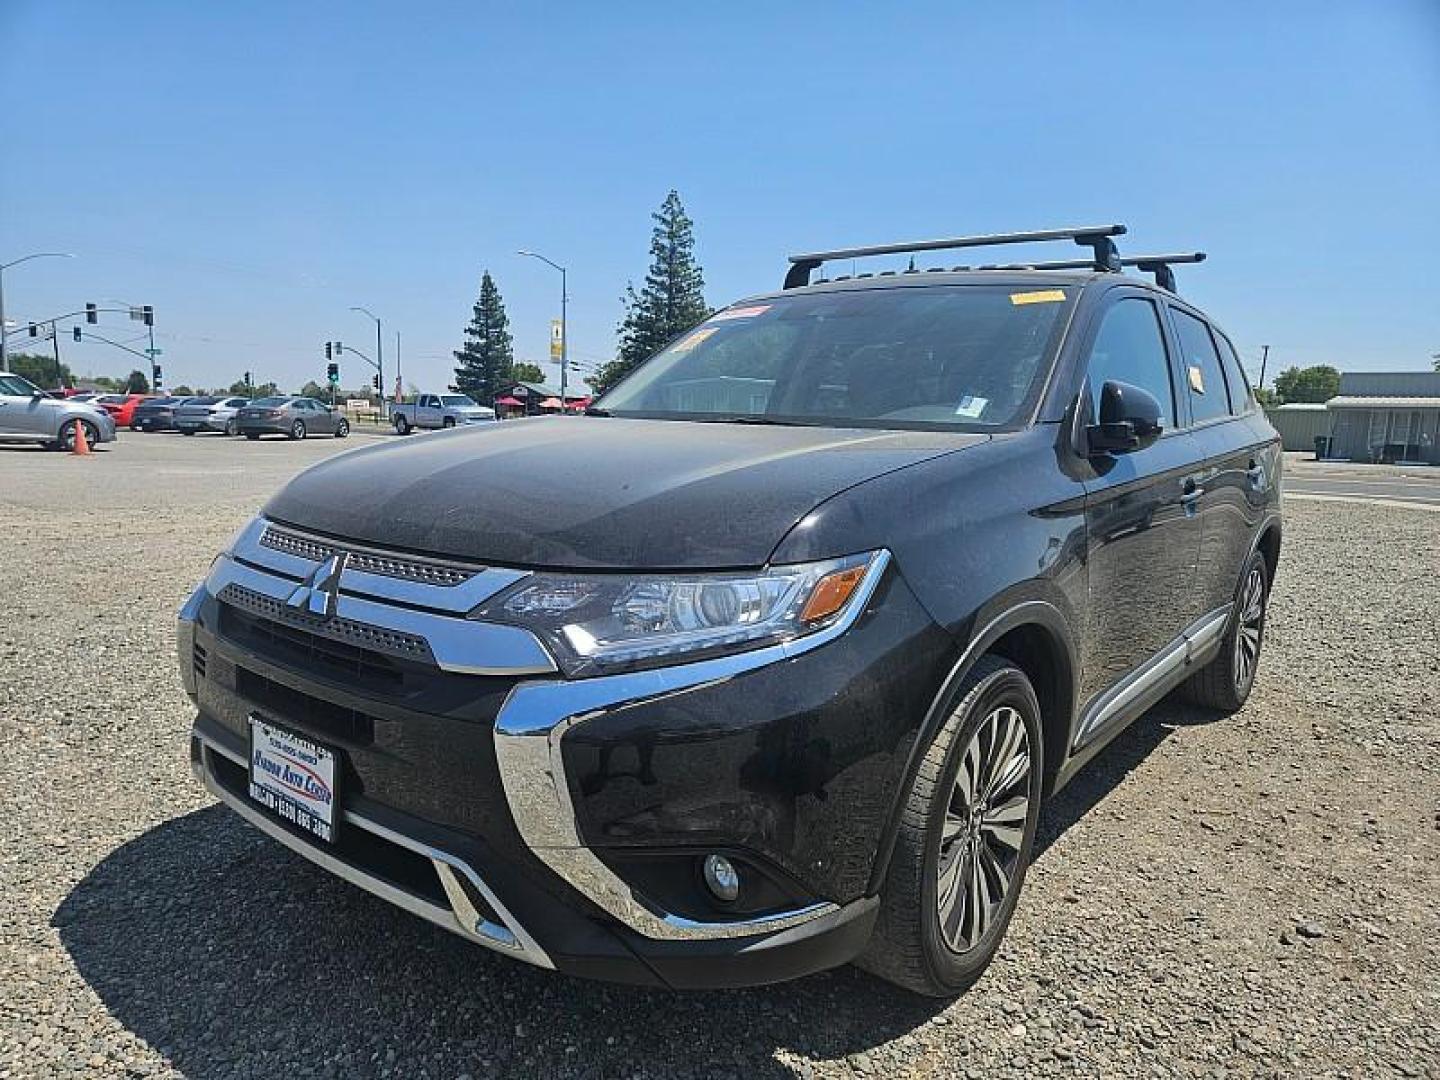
{"left": 247, "top": 715, "right": 340, "bottom": 843}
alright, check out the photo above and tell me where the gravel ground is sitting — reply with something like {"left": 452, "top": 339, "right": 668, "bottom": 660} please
{"left": 1, "top": 433, "right": 1437, "bottom": 1079}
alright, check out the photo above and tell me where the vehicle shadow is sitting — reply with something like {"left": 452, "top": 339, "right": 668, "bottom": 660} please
{"left": 56, "top": 701, "right": 1207, "bottom": 1078}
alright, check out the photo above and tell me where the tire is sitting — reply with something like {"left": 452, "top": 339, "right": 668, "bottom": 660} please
{"left": 129, "top": 424, "right": 141, "bottom": 432}
{"left": 225, "top": 418, "right": 239, "bottom": 436}
{"left": 244, "top": 433, "right": 260, "bottom": 441}
{"left": 394, "top": 415, "right": 411, "bottom": 435}
{"left": 334, "top": 419, "right": 350, "bottom": 438}
{"left": 442, "top": 417, "right": 455, "bottom": 428}
{"left": 858, "top": 656, "right": 1044, "bottom": 997}
{"left": 1179, "top": 551, "right": 1269, "bottom": 712}
{"left": 57, "top": 418, "right": 100, "bottom": 452}
{"left": 289, "top": 420, "right": 306, "bottom": 441}
{"left": 181, "top": 428, "right": 196, "bottom": 436}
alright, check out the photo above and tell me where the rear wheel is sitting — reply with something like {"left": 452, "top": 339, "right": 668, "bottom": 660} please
{"left": 289, "top": 419, "right": 306, "bottom": 440}
{"left": 244, "top": 433, "right": 260, "bottom": 441}
{"left": 1180, "top": 551, "right": 1269, "bottom": 712}
{"left": 442, "top": 416, "right": 455, "bottom": 428}
{"left": 858, "top": 656, "right": 1044, "bottom": 996}
{"left": 225, "top": 418, "right": 239, "bottom": 436}
{"left": 394, "top": 415, "right": 411, "bottom": 435}
{"left": 181, "top": 428, "right": 196, "bottom": 436}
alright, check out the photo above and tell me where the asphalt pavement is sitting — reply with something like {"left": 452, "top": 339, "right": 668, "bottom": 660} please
{"left": 1283, "top": 462, "right": 1440, "bottom": 508}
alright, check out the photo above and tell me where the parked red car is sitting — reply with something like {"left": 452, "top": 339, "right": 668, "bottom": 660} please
{"left": 94, "top": 393, "right": 154, "bottom": 428}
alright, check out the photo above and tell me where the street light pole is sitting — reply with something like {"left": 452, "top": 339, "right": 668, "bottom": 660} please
{"left": 350, "top": 306, "right": 383, "bottom": 416}
{"left": 0, "top": 252, "right": 73, "bottom": 373}
{"left": 517, "top": 250, "right": 568, "bottom": 409}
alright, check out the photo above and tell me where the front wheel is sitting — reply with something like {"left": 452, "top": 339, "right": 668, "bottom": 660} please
{"left": 181, "top": 428, "right": 196, "bottom": 436}
{"left": 1179, "top": 551, "right": 1269, "bottom": 712}
{"left": 858, "top": 656, "right": 1044, "bottom": 997}
{"left": 244, "top": 433, "right": 260, "bottom": 441}
{"left": 225, "top": 418, "right": 239, "bottom": 436}
{"left": 289, "top": 420, "right": 306, "bottom": 440}
{"left": 334, "top": 419, "right": 350, "bottom": 438}
{"left": 57, "top": 418, "right": 100, "bottom": 452}
{"left": 393, "top": 415, "right": 411, "bottom": 435}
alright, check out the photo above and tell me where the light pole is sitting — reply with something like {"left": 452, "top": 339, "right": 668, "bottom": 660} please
{"left": 350, "top": 306, "right": 383, "bottom": 415}
{"left": 517, "top": 250, "right": 568, "bottom": 409}
{"left": 0, "top": 252, "right": 73, "bottom": 372}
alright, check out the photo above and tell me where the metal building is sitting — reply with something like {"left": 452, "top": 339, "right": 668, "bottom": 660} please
{"left": 1325, "top": 372, "right": 1440, "bottom": 464}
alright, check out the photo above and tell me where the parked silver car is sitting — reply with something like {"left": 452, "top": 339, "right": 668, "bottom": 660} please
{"left": 176, "top": 396, "right": 252, "bottom": 436}
{"left": 390, "top": 392, "right": 495, "bottom": 434}
{"left": 0, "top": 372, "right": 117, "bottom": 449}
{"left": 236, "top": 396, "right": 351, "bottom": 440}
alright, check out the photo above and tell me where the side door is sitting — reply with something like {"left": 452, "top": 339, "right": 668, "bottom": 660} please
{"left": 0, "top": 374, "right": 46, "bottom": 438}
{"left": 1074, "top": 291, "right": 1205, "bottom": 740}
{"left": 420, "top": 394, "right": 441, "bottom": 427}
{"left": 310, "top": 399, "right": 336, "bottom": 433}
{"left": 1166, "top": 308, "right": 1278, "bottom": 618}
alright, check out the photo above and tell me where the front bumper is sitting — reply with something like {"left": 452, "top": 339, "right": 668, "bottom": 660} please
{"left": 176, "top": 518, "right": 950, "bottom": 986}
{"left": 177, "top": 415, "right": 230, "bottom": 432}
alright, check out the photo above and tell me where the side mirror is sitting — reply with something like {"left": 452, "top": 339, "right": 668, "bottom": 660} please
{"left": 1086, "top": 380, "right": 1164, "bottom": 455}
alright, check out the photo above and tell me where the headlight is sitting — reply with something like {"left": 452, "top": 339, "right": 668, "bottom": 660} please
{"left": 474, "top": 550, "right": 886, "bottom": 677}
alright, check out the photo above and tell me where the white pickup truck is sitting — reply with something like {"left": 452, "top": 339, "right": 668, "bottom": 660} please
{"left": 390, "top": 392, "right": 496, "bottom": 434}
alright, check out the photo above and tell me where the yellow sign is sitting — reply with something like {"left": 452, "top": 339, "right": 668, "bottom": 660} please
{"left": 550, "top": 319, "right": 564, "bottom": 360}
{"left": 1009, "top": 289, "right": 1067, "bottom": 306}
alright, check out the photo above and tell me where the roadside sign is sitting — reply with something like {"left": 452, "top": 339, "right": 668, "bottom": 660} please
{"left": 550, "top": 319, "right": 563, "bottom": 360}
{"left": 145, "top": 347, "right": 163, "bottom": 356}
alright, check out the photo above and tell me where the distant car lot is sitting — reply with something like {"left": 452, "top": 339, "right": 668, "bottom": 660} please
{"left": 0, "top": 435, "right": 1435, "bottom": 1077}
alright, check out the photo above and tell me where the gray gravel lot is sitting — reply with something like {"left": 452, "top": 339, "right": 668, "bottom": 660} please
{"left": 1, "top": 433, "right": 1437, "bottom": 1079}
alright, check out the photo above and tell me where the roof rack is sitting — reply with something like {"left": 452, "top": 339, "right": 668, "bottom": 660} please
{"left": 784, "top": 227, "right": 1207, "bottom": 293}
{"left": 784, "top": 225, "right": 1126, "bottom": 289}
{"left": 976, "top": 252, "right": 1207, "bottom": 292}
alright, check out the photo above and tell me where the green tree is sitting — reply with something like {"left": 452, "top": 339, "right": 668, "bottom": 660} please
{"left": 171, "top": 384, "right": 194, "bottom": 396}
{"left": 592, "top": 190, "right": 711, "bottom": 394}
{"left": 1272, "top": 365, "right": 1340, "bottom": 404}
{"left": 6, "top": 352, "right": 71, "bottom": 389}
{"left": 509, "top": 361, "right": 544, "bottom": 384}
{"left": 1253, "top": 386, "right": 1280, "bottom": 410}
{"left": 123, "top": 369, "right": 151, "bottom": 394}
{"left": 298, "top": 379, "right": 329, "bottom": 400}
{"left": 453, "top": 271, "right": 514, "bottom": 403}
{"left": 92, "top": 375, "right": 120, "bottom": 391}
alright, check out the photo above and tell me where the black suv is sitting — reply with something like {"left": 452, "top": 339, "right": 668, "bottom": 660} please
{"left": 178, "top": 225, "right": 1280, "bottom": 995}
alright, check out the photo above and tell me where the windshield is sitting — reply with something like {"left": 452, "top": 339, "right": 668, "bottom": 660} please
{"left": 186, "top": 396, "right": 220, "bottom": 406}
{"left": 249, "top": 397, "right": 289, "bottom": 407}
{"left": 441, "top": 395, "right": 479, "bottom": 407}
{"left": 598, "top": 285, "right": 1074, "bottom": 430}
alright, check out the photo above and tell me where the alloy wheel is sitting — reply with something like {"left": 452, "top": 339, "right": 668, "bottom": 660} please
{"left": 936, "top": 705, "right": 1031, "bottom": 953}
{"left": 1234, "top": 566, "right": 1265, "bottom": 693}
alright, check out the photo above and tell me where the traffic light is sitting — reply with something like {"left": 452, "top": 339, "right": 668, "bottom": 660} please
{"left": 372, "top": 374, "right": 381, "bottom": 391}
{"left": 142, "top": 306, "right": 154, "bottom": 327}
{"left": 85, "top": 303, "right": 98, "bottom": 324}
{"left": 152, "top": 364, "right": 163, "bottom": 387}
{"left": 244, "top": 371, "right": 252, "bottom": 386}
{"left": 326, "top": 362, "right": 339, "bottom": 381}
{"left": 325, "top": 342, "right": 333, "bottom": 360}
{"left": 73, "top": 326, "right": 82, "bottom": 342}
{"left": 335, "top": 341, "right": 343, "bottom": 355}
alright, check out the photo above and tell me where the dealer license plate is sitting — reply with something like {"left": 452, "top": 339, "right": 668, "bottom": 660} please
{"left": 248, "top": 716, "right": 339, "bottom": 842}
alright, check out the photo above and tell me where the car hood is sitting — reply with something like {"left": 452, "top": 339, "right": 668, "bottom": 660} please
{"left": 263, "top": 417, "right": 985, "bottom": 569}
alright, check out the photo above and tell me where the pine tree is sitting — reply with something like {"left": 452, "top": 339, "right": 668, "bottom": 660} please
{"left": 593, "top": 190, "right": 710, "bottom": 394}
{"left": 453, "top": 271, "right": 515, "bottom": 402}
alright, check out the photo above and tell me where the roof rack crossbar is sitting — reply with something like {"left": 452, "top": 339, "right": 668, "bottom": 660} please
{"left": 966, "top": 252, "right": 1207, "bottom": 293}
{"left": 783, "top": 224, "right": 1127, "bottom": 289}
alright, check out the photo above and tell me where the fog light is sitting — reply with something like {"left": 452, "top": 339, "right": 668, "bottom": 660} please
{"left": 702, "top": 854, "right": 740, "bottom": 902}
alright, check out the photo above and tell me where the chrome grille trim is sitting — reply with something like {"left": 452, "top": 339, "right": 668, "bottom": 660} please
{"left": 261, "top": 523, "right": 479, "bottom": 587}
{"left": 217, "top": 582, "right": 435, "bottom": 664}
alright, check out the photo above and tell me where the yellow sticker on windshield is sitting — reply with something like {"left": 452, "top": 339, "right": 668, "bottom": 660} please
{"left": 1009, "top": 289, "right": 1067, "bottom": 306}
{"left": 671, "top": 327, "right": 717, "bottom": 354}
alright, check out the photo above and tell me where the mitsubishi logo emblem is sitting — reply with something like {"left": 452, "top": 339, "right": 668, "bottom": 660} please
{"left": 285, "top": 552, "right": 348, "bottom": 619}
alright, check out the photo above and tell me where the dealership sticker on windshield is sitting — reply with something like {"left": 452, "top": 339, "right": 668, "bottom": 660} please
{"left": 1009, "top": 289, "right": 1067, "bottom": 306}
{"left": 671, "top": 327, "right": 718, "bottom": 353}
{"left": 711, "top": 305, "right": 771, "bottom": 321}
{"left": 249, "top": 716, "right": 338, "bottom": 842}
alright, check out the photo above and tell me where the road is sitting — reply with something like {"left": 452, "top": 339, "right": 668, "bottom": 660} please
{"left": 1284, "top": 466, "right": 1440, "bottom": 508}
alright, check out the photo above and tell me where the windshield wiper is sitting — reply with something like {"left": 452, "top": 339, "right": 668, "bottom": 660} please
{"left": 697, "top": 415, "right": 804, "bottom": 426}
{"left": 584, "top": 406, "right": 612, "bottom": 417}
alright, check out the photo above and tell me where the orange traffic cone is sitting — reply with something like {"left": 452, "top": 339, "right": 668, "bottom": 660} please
{"left": 71, "top": 422, "right": 91, "bottom": 456}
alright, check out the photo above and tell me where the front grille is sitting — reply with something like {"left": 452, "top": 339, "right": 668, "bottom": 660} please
{"left": 236, "top": 665, "right": 377, "bottom": 747}
{"left": 260, "top": 524, "right": 478, "bottom": 587}
{"left": 219, "top": 596, "right": 410, "bottom": 690}
{"left": 217, "top": 582, "right": 433, "bottom": 665}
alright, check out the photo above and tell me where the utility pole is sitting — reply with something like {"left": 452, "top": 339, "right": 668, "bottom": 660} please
{"left": 350, "top": 307, "right": 383, "bottom": 418}
{"left": 50, "top": 323, "right": 64, "bottom": 388}
{"left": 0, "top": 252, "right": 74, "bottom": 373}
{"left": 517, "top": 250, "right": 568, "bottom": 408}
{"left": 1258, "top": 345, "right": 1270, "bottom": 390}
{"left": 395, "top": 329, "right": 401, "bottom": 401}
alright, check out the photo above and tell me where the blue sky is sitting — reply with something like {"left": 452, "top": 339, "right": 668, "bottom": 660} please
{"left": 3, "top": 1, "right": 1437, "bottom": 393}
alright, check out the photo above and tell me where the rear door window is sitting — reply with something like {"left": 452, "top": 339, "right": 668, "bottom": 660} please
{"left": 1170, "top": 307, "right": 1231, "bottom": 423}
{"left": 1212, "top": 331, "right": 1253, "bottom": 415}
{"left": 1084, "top": 297, "right": 1176, "bottom": 429}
